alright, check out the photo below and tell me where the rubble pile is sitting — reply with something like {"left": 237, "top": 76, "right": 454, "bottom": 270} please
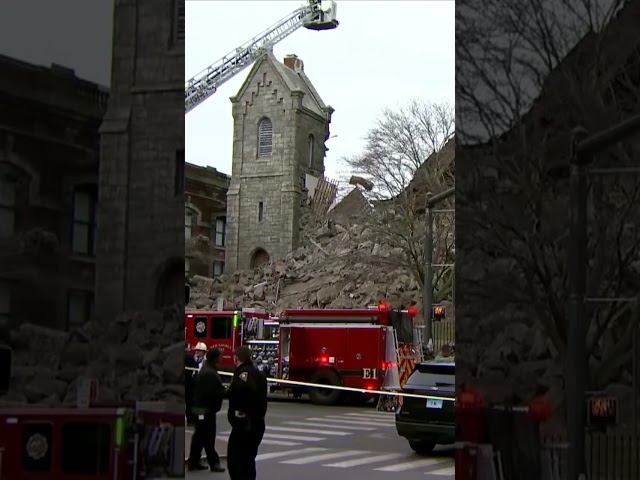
{"left": 1, "top": 306, "right": 184, "bottom": 407}
{"left": 188, "top": 219, "right": 428, "bottom": 315}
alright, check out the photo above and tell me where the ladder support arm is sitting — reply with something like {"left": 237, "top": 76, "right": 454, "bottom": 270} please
{"left": 185, "top": 0, "right": 336, "bottom": 114}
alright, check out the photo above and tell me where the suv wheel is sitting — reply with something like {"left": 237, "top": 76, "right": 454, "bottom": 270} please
{"left": 409, "top": 440, "right": 436, "bottom": 454}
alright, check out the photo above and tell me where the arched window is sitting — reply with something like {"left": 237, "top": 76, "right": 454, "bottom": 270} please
{"left": 308, "top": 134, "right": 315, "bottom": 167}
{"left": 258, "top": 118, "right": 273, "bottom": 157}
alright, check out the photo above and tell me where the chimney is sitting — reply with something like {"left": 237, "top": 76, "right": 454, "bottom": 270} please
{"left": 283, "top": 54, "right": 304, "bottom": 72}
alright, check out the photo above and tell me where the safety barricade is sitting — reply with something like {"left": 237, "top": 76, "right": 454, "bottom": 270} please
{"left": 184, "top": 366, "right": 451, "bottom": 402}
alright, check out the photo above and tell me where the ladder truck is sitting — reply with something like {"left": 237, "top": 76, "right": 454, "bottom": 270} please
{"left": 185, "top": 0, "right": 339, "bottom": 114}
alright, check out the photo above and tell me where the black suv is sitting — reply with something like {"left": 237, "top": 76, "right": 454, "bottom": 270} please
{"left": 395, "top": 360, "right": 455, "bottom": 454}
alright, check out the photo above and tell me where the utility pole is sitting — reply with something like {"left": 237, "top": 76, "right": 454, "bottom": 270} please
{"left": 566, "top": 112, "right": 640, "bottom": 480}
{"left": 567, "top": 128, "right": 589, "bottom": 480}
{"left": 423, "top": 186, "right": 455, "bottom": 345}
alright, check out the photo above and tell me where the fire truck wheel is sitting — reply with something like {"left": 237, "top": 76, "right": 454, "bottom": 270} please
{"left": 308, "top": 369, "right": 344, "bottom": 406}
{"left": 408, "top": 440, "right": 436, "bottom": 454}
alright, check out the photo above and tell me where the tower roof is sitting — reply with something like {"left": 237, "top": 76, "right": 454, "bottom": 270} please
{"left": 232, "top": 51, "right": 330, "bottom": 118}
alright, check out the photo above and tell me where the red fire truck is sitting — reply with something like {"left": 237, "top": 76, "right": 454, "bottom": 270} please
{"left": 0, "top": 402, "right": 185, "bottom": 480}
{"left": 184, "top": 303, "right": 421, "bottom": 406}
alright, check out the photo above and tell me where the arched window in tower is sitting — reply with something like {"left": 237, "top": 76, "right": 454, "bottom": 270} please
{"left": 308, "top": 134, "right": 315, "bottom": 167}
{"left": 258, "top": 118, "right": 273, "bottom": 157}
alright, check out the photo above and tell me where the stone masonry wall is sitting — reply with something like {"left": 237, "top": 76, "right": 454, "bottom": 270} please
{"left": 96, "top": 0, "right": 185, "bottom": 318}
{"left": 225, "top": 57, "right": 330, "bottom": 272}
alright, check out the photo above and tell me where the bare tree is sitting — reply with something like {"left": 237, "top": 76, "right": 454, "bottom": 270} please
{"left": 456, "top": 0, "right": 640, "bottom": 390}
{"left": 340, "top": 100, "right": 455, "bottom": 307}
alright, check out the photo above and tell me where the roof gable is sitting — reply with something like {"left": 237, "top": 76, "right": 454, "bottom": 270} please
{"left": 232, "top": 52, "right": 328, "bottom": 118}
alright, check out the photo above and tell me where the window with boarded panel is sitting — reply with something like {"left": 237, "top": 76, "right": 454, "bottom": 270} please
{"left": 258, "top": 118, "right": 273, "bottom": 157}
{"left": 308, "top": 134, "right": 315, "bottom": 167}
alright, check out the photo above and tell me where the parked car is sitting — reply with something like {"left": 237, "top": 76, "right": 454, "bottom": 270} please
{"left": 395, "top": 359, "right": 455, "bottom": 454}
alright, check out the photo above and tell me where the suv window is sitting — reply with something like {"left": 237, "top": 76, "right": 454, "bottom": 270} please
{"left": 404, "top": 363, "right": 455, "bottom": 391}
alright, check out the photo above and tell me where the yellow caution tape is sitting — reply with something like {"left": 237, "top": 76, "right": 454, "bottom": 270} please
{"left": 185, "top": 366, "right": 453, "bottom": 402}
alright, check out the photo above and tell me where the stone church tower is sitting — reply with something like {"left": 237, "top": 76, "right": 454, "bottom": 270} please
{"left": 95, "top": 0, "right": 185, "bottom": 321}
{"left": 225, "top": 53, "right": 333, "bottom": 273}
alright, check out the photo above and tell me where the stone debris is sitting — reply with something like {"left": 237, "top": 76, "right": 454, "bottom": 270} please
{"left": 348, "top": 175, "right": 374, "bottom": 191}
{"left": 187, "top": 217, "right": 448, "bottom": 319}
{"left": 1, "top": 305, "right": 184, "bottom": 407}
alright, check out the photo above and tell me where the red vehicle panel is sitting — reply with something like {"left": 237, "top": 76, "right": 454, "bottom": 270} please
{"left": 185, "top": 309, "right": 271, "bottom": 373}
{"left": 184, "top": 304, "right": 419, "bottom": 405}
{"left": 0, "top": 408, "right": 131, "bottom": 480}
{"left": 185, "top": 310, "right": 240, "bottom": 371}
{"left": 0, "top": 403, "right": 185, "bottom": 480}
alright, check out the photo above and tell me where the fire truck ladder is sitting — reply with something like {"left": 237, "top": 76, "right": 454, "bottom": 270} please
{"left": 139, "top": 423, "right": 174, "bottom": 476}
{"left": 185, "top": 0, "right": 339, "bottom": 114}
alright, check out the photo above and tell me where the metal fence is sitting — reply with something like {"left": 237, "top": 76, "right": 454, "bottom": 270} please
{"left": 432, "top": 320, "right": 454, "bottom": 352}
{"left": 543, "top": 433, "right": 640, "bottom": 479}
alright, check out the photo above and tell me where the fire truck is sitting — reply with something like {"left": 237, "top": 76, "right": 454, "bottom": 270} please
{"left": 0, "top": 402, "right": 185, "bottom": 480}
{"left": 185, "top": 303, "right": 422, "bottom": 406}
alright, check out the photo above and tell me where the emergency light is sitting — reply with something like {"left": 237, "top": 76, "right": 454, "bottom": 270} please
{"left": 407, "top": 306, "right": 418, "bottom": 317}
{"left": 377, "top": 302, "right": 390, "bottom": 312}
{"left": 457, "top": 389, "right": 483, "bottom": 410}
{"left": 528, "top": 397, "right": 553, "bottom": 423}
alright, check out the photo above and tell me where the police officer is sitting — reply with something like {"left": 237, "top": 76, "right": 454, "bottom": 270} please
{"left": 184, "top": 342, "right": 198, "bottom": 425}
{"left": 226, "top": 345, "right": 268, "bottom": 480}
{"left": 187, "top": 348, "right": 226, "bottom": 473}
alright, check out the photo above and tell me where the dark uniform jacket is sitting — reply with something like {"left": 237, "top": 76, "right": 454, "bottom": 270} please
{"left": 185, "top": 352, "right": 197, "bottom": 390}
{"left": 191, "top": 362, "right": 225, "bottom": 416}
{"left": 227, "top": 361, "right": 268, "bottom": 427}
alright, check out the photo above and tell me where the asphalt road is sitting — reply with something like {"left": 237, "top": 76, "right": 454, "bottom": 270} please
{"left": 185, "top": 397, "right": 454, "bottom": 479}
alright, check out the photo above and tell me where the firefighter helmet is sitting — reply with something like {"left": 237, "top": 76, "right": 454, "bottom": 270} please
{"left": 194, "top": 342, "right": 207, "bottom": 352}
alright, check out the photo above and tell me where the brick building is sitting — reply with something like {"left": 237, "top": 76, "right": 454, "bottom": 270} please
{"left": 225, "top": 53, "right": 334, "bottom": 272}
{"left": 185, "top": 163, "right": 230, "bottom": 278}
{"left": 95, "top": 0, "right": 185, "bottom": 321}
{"left": 0, "top": 55, "right": 108, "bottom": 330}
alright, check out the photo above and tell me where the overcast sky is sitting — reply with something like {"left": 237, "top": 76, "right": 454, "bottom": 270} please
{"left": 0, "top": 1, "right": 114, "bottom": 87}
{"left": 187, "top": 0, "right": 455, "bottom": 179}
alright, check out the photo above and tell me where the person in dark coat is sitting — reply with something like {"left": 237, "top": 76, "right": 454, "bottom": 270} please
{"left": 184, "top": 342, "right": 198, "bottom": 425}
{"left": 187, "top": 348, "right": 226, "bottom": 472}
{"left": 226, "top": 346, "right": 268, "bottom": 480}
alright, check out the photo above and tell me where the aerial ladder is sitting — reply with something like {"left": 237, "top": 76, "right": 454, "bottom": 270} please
{"left": 185, "top": 0, "right": 339, "bottom": 114}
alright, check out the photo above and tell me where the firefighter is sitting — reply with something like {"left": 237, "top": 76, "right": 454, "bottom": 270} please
{"left": 194, "top": 342, "right": 207, "bottom": 371}
{"left": 188, "top": 348, "right": 226, "bottom": 472}
{"left": 185, "top": 342, "right": 198, "bottom": 425}
{"left": 226, "top": 345, "right": 268, "bottom": 480}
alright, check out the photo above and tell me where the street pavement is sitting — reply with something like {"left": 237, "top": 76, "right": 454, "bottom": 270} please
{"left": 185, "top": 397, "right": 454, "bottom": 479}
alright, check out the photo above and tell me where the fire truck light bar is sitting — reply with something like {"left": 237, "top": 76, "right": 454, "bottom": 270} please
{"left": 281, "top": 316, "right": 378, "bottom": 324}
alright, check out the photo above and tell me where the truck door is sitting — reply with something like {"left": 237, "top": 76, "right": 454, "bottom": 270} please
{"left": 345, "top": 328, "right": 383, "bottom": 388}
{"left": 209, "top": 314, "right": 235, "bottom": 369}
{"left": 286, "top": 327, "right": 309, "bottom": 380}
